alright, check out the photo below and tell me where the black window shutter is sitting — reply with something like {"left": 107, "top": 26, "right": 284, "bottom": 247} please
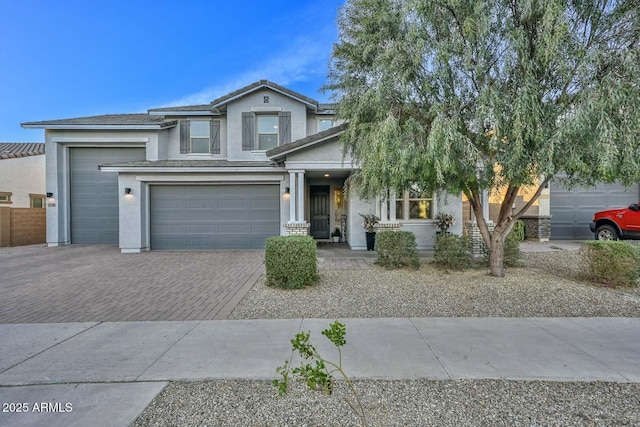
{"left": 210, "top": 120, "right": 220, "bottom": 154}
{"left": 180, "top": 120, "right": 190, "bottom": 154}
{"left": 242, "top": 112, "right": 255, "bottom": 151}
{"left": 279, "top": 111, "right": 291, "bottom": 145}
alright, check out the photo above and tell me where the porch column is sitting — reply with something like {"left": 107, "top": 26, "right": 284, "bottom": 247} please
{"left": 380, "top": 192, "right": 389, "bottom": 222}
{"left": 289, "top": 172, "right": 297, "bottom": 222}
{"left": 297, "top": 171, "right": 305, "bottom": 222}
{"left": 389, "top": 190, "right": 397, "bottom": 222}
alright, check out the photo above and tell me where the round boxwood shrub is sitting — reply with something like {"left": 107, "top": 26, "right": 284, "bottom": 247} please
{"left": 376, "top": 230, "right": 420, "bottom": 270}
{"left": 434, "top": 232, "right": 472, "bottom": 270}
{"left": 265, "top": 235, "right": 318, "bottom": 289}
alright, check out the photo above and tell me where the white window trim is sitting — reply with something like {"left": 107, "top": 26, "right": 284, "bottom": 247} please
{"left": 394, "top": 189, "right": 434, "bottom": 221}
{"left": 257, "top": 115, "right": 279, "bottom": 151}
{"left": 29, "top": 193, "right": 45, "bottom": 208}
{"left": 190, "top": 120, "right": 211, "bottom": 154}
{"left": 0, "top": 192, "right": 12, "bottom": 204}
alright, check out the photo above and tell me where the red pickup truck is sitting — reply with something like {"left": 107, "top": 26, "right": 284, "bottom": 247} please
{"left": 590, "top": 203, "right": 640, "bottom": 240}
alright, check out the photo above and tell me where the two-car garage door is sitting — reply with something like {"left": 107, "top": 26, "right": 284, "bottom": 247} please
{"left": 150, "top": 185, "right": 280, "bottom": 250}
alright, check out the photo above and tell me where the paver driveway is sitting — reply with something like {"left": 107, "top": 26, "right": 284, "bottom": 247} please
{"left": 0, "top": 245, "right": 265, "bottom": 323}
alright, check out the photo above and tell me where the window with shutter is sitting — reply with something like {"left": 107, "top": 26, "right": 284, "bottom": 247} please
{"left": 242, "top": 112, "right": 255, "bottom": 151}
{"left": 180, "top": 120, "right": 216, "bottom": 154}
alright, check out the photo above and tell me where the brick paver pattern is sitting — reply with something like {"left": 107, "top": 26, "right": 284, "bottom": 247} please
{"left": 0, "top": 246, "right": 265, "bottom": 323}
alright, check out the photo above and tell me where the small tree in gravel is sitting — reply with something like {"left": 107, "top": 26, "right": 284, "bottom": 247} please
{"left": 274, "top": 321, "right": 367, "bottom": 426}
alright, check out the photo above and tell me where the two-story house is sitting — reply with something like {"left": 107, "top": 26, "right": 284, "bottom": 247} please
{"left": 22, "top": 80, "right": 462, "bottom": 252}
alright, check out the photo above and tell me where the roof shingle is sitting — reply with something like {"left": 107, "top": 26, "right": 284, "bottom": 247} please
{"left": 0, "top": 143, "right": 45, "bottom": 159}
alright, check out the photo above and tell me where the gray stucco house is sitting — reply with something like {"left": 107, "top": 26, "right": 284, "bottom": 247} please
{"left": 22, "top": 80, "right": 462, "bottom": 252}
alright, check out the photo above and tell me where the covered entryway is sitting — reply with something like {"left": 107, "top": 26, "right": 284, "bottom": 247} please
{"left": 150, "top": 184, "right": 280, "bottom": 250}
{"left": 550, "top": 181, "right": 640, "bottom": 239}
{"left": 310, "top": 185, "right": 330, "bottom": 239}
{"left": 70, "top": 147, "right": 146, "bottom": 244}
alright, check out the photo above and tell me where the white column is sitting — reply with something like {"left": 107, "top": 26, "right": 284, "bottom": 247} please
{"left": 389, "top": 190, "right": 397, "bottom": 221}
{"left": 380, "top": 191, "right": 389, "bottom": 222}
{"left": 482, "top": 190, "right": 490, "bottom": 222}
{"left": 289, "top": 172, "right": 296, "bottom": 223}
{"left": 297, "top": 171, "right": 305, "bottom": 223}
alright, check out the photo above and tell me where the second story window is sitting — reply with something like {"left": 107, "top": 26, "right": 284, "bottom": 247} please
{"left": 190, "top": 120, "right": 210, "bottom": 153}
{"left": 257, "top": 116, "right": 279, "bottom": 150}
{"left": 242, "top": 111, "right": 291, "bottom": 151}
{"left": 180, "top": 120, "right": 221, "bottom": 155}
{"left": 0, "top": 192, "right": 12, "bottom": 204}
{"left": 318, "top": 119, "right": 334, "bottom": 132}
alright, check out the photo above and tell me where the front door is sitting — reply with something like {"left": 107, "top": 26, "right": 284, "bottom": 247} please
{"left": 310, "top": 185, "right": 330, "bottom": 239}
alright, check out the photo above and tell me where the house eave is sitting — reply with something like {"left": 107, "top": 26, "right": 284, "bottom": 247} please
{"left": 148, "top": 111, "right": 220, "bottom": 116}
{"left": 21, "top": 124, "right": 177, "bottom": 130}
{"left": 99, "top": 166, "right": 286, "bottom": 173}
{"left": 267, "top": 127, "right": 346, "bottom": 160}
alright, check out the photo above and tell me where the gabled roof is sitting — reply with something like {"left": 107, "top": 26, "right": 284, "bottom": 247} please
{"left": 210, "top": 80, "right": 321, "bottom": 110}
{"left": 0, "top": 142, "right": 45, "bottom": 159}
{"left": 22, "top": 81, "right": 336, "bottom": 129}
{"left": 21, "top": 114, "right": 177, "bottom": 129}
{"left": 267, "top": 123, "right": 348, "bottom": 159}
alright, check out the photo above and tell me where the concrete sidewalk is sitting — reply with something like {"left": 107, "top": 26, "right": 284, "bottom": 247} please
{"left": 0, "top": 317, "right": 638, "bottom": 426}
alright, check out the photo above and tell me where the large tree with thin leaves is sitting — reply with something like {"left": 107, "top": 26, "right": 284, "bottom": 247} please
{"left": 325, "top": 0, "right": 640, "bottom": 277}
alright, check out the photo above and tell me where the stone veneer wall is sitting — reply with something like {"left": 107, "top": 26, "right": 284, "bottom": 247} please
{"left": 0, "top": 207, "right": 46, "bottom": 247}
{"left": 520, "top": 215, "right": 551, "bottom": 242}
{"left": 285, "top": 222, "right": 310, "bottom": 236}
{"left": 465, "top": 221, "right": 495, "bottom": 258}
{"left": 377, "top": 222, "right": 402, "bottom": 231}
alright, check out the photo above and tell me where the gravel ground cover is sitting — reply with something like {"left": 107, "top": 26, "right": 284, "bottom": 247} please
{"left": 229, "top": 251, "right": 640, "bottom": 319}
{"left": 134, "top": 250, "right": 640, "bottom": 426}
{"left": 134, "top": 379, "right": 640, "bottom": 426}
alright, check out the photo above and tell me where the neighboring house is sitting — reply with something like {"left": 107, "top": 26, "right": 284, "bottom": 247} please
{"left": 22, "top": 80, "right": 462, "bottom": 252}
{"left": 0, "top": 143, "right": 46, "bottom": 247}
{"left": 0, "top": 143, "right": 46, "bottom": 208}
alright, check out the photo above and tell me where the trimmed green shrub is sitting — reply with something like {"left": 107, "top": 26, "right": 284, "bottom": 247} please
{"left": 580, "top": 241, "right": 640, "bottom": 288}
{"left": 265, "top": 235, "right": 318, "bottom": 288}
{"left": 434, "top": 232, "right": 472, "bottom": 270}
{"left": 376, "top": 231, "right": 420, "bottom": 269}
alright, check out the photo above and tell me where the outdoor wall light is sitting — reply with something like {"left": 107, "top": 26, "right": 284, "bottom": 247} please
{"left": 285, "top": 187, "right": 290, "bottom": 194}
{"left": 125, "top": 188, "right": 132, "bottom": 195}
{"left": 46, "top": 192, "right": 53, "bottom": 198}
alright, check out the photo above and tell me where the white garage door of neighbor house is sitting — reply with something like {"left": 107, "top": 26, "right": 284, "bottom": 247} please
{"left": 70, "top": 147, "right": 146, "bottom": 244}
{"left": 550, "top": 180, "right": 640, "bottom": 239}
{"left": 150, "top": 185, "right": 280, "bottom": 250}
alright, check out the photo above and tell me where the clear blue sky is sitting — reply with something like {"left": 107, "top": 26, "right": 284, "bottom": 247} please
{"left": 0, "top": 0, "right": 345, "bottom": 142}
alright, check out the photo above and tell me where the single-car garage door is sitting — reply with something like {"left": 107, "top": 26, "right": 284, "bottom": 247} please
{"left": 70, "top": 147, "right": 146, "bottom": 244}
{"left": 150, "top": 185, "right": 280, "bottom": 250}
{"left": 550, "top": 180, "right": 639, "bottom": 239}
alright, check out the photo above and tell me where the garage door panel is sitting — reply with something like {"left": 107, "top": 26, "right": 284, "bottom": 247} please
{"left": 151, "top": 185, "right": 280, "bottom": 250}
{"left": 70, "top": 147, "right": 146, "bottom": 244}
{"left": 551, "top": 180, "right": 639, "bottom": 239}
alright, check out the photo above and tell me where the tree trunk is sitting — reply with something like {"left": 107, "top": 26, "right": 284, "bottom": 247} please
{"left": 488, "top": 230, "right": 506, "bottom": 278}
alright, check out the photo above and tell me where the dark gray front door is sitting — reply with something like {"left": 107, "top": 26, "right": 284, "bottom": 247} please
{"left": 150, "top": 184, "right": 280, "bottom": 250}
{"left": 310, "top": 185, "right": 330, "bottom": 239}
{"left": 550, "top": 180, "right": 640, "bottom": 239}
{"left": 70, "top": 147, "right": 146, "bottom": 244}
